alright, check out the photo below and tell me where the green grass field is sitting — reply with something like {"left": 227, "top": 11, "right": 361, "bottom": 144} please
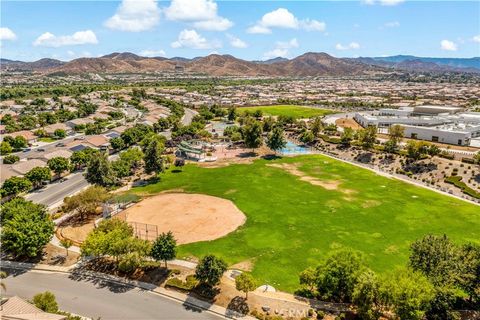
{"left": 132, "top": 155, "right": 480, "bottom": 292}
{"left": 237, "top": 105, "right": 335, "bottom": 119}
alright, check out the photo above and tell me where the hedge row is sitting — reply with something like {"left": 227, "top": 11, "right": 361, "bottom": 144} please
{"left": 444, "top": 176, "right": 480, "bottom": 199}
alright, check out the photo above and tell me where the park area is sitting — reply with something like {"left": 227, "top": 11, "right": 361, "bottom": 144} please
{"left": 128, "top": 155, "right": 480, "bottom": 292}
{"left": 237, "top": 105, "right": 335, "bottom": 119}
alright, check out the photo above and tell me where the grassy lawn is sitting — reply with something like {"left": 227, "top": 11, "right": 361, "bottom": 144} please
{"left": 38, "top": 137, "right": 57, "bottom": 143}
{"left": 236, "top": 105, "right": 335, "bottom": 119}
{"left": 132, "top": 155, "right": 480, "bottom": 292}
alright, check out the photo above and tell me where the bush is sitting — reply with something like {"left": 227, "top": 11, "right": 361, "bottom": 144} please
{"left": 33, "top": 291, "right": 58, "bottom": 313}
{"left": 444, "top": 176, "right": 480, "bottom": 199}
{"left": 316, "top": 310, "right": 325, "bottom": 319}
{"left": 118, "top": 252, "right": 142, "bottom": 274}
{"left": 3, "top": 155, "right": 20, "bottom": 164}
{"left": 165, "top": 275, "right": 198, "bottom": 291}
{"left": 461, "top": 157, "right": 475, "bottom": 164}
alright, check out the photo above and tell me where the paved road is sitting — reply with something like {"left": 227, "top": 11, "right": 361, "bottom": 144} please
{"left": 3, "top": 270, "right": 222, "bottom": 320}
{"left": 25, "top": 172, "right": 89, "bottom": 208}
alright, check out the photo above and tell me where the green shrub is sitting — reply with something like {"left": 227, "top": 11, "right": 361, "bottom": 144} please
{"left": 316, "top": 310, "right": 325, "bottom": 319}
{"left": 444, "top": 176, "right": 480, "bottom": 199}
{"left": 461, "top": 157, "right": 475, "bottom": 164}
{"left": 118, "top": 252, "right": 142, "bottom": 274}
{"left": 165, "top": 275, "right": 198, "bottom": 291}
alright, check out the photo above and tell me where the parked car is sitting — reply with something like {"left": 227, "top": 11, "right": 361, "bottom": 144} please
{"left": 36, "top": 148, "right": 45, "bottom": 152}
{"left": 56, "top": 143, "right": 66, "bottom": 147}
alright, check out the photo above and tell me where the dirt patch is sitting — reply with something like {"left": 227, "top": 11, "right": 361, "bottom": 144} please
{"left": 268, "top": 163, "right": 342, "bottom": 190}
{"left": 116, "top": 193, "right": 246, "bottom": 244}
{"left": 361, "top": 200, "right": 382, "bottom": 208}
{"left": 58, "top": 217, "right": 96, "bottom": 244}
{"left": 335, "top": 118, "right": 363, "bottom": 130}
{"left": 230, "top": 259, "right": 255, "bottom": 272}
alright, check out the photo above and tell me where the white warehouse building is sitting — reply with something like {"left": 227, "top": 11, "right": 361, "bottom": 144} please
{"left": 354, "top": 106, "right": 480, "bottom": 146}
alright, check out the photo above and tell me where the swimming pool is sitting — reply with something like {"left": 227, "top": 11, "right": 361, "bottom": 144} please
{"left": 280, "top": 140, "right": 313, "bottom": 155}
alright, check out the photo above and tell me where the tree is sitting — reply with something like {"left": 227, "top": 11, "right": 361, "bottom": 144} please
{"left": 3, "top": 154, "right": 19, "bottom": 164}
{"left": 81, "top": 219, "right": 150, "bottom": 262}
{"left": 409, "top": 234, "right": 459, "bottom": 286}
{"left": 357, "top": 126, "right": 377, "bottom": 149}
{"left": 0, "top": 141, "right": 13, "bottom": 155}
{"left": 315, "top": 249, "right": 366, "bottom": 302}
{"left": 262, "top": 116, "right": 275, "bottom": 133}
{"left": 33, "top": 291, "right": 58, "bottom": 313}
{"left": 458, "top": 243, "right": 480, "bottom": 303}
{"left": 299, "top": 130, "right": 315, "bottom": 144}
{"left": 1, "top": 176, "right": 32, "bottom": 197}
{"left": 386, "top": 125, "right": 404, "bottom": 153}
{"left": 1, "top": 204, "right": 54, "bottom": 257}
{"left": 150, "top": 231, "right": 177, "bottom": 268}
{"left": 1, "top": 197, "right": 45, "bottom": 221}
{"left": 227, "top": 107, "right": 237, "bottom": 122}
{"left": 110, "top": 136, "right": 125, "bottom": 150}
{"left": 143, "top": 138, "right": 165, "bottom": 174}
{"left": 86, "top": 152, "right": 116, "bottom": 187}
{"left": 64, "top": 186, "right": 110, "bottom": 220}
{"left": 242, "top": 120, "right": 263, "bottom": 151}
{"left": 60, "top": 238, "right": 73, "bottom": 257}
{"left": 425, "top": 286, "right": 460, "bottom": 320}
{"left": 195, "top": 255, "right": 228, "bottom": 287}
{"left": 54, "top": 128, "right": 66, "bottom": 139}
{"left": 266, "top": 126, "right": 286, "bottom": 154}
{"left": 352, "top": 269, "right": 382, "bottom": 320}
{"left": 25, "top": 166, "right": 51, "bottom": 188}
{"left": 47, "top": 157, "right": 70, "bottom": 177}
{"left": 11, "top": 136, "right": 28, "bottom": 150}
{"left": 340, "top": 127, "right": 355, "bottom": 147}
{"left": 70, "top": 148, "right": 99, "bottom": 170}
{"left": 112, "top": 159, "right": 131, "bottom": 178}
{"left": 120, "top": 147, "right": 144, "bottom": 169}
{"left": 235, "top": 272, "right": 257, "bottom": 299}
{"left": 310, "top": 117, "right": 323, "bottom": 137}
{"left": 299, "top": 267, "right": 317, "bottom": 292}
{"left": 381, "top": 268, "right": 434, "bottom": 320}
{"left": 253, "top": 109, "right": 263, "bottom": 119}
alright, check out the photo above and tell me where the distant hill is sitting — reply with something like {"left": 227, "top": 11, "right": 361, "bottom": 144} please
{"left": 2, "top": 51, "right": 478, "bottom": 76}
{"left": 355, "top": 55, "right": 480, "bottom": 72}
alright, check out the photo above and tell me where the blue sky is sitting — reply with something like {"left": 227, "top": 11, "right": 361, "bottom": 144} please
{"left": 1, "top": 0, "right": 479, "bottom": 61}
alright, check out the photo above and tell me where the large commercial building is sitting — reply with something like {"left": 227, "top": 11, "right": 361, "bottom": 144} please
{"left": 354, "top": 105, "right": 480, "bottom": 146}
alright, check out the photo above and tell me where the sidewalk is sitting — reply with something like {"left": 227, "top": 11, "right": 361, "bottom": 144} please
{"left": 1, "top": 260, "right": 254, "bottom": 320}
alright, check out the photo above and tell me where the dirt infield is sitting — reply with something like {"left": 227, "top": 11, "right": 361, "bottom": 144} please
{"left": 115, "top": 193, "right": 246, "bottom": 244}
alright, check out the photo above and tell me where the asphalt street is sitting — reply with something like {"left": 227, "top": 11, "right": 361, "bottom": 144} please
{"left": 3, "top": 270, "right": 223, "bottom": 320}
{"left": 25, "top": 172, "right": 89, "bottom": 208}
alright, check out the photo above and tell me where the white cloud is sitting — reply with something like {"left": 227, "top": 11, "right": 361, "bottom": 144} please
{"left": 0, "top": 27, "right": 17, "bottom": 41}
{"left": 247, "top": 8, "right": 326, "bottom": 34}
{"left": 33, "top": 30, "right": 98, "bottom": 47}
{"left": 263, "top": 38, "right": 299, "bottom": 59}
{"left": 473, "top": 35, "right": 480, "bottom": 43}
{"left": 384, "top": 21, "right": 400, "bottom": 28}
{"left": 335, "top": 42, "right": 360, "bottom": 50}
{"left": 171, "top": 29, "right": 220, "bottom": 49}
{"left": 192, "top": 17, "right": 233, "bottom": 31}
{"left": 140, "top": 49, "right": 166, "bottom": 57}
{"left": 164, "top": 0, "right": 232, "bottom": 31}
{"left": 246, "top": 25, "right": 271, "bottom": 34}
{"left": 300, "top": 19, "right": 326, "bottom": 32}
{"left": 363, "top": 0, "right": 404, "bottom": 5}
{"left": 227, "top": 34, "right": 247, "bottom": 48}
{"left": 440, "top": 39, "right": 458, "bottom": 51}
{"left": 105, "top": 0, "right": 160, "bottom": 32}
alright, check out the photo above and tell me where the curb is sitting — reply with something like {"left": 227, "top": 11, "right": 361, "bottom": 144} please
{"left": 0, "top": 260, "right": 254, "bottom": 320}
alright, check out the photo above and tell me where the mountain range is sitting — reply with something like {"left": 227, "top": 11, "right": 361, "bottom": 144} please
{"left": 1, "top": 52, "right": 478, "bottom": 77}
